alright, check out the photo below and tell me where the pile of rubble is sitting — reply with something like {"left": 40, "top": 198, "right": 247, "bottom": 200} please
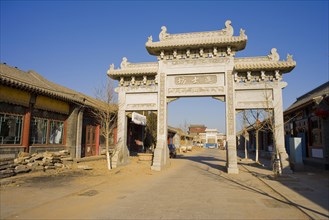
{"left": 0, "top": 150, "right": 73, "bottom": 179}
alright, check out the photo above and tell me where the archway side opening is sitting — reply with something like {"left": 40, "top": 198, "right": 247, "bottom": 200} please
{"left": 125, "top": 110, "right": 157, "bottom": 156}
{"left": 236, "top": 109, "right": 275, "bottom": 165}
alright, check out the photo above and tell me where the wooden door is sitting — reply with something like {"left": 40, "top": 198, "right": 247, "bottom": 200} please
{"left": 85, "top": 125, "right": 96, "bottom": 157}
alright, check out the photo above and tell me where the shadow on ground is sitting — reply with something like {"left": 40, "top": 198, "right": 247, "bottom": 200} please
{"left": 175, "top": 149, "right": 328, "bottom": 219}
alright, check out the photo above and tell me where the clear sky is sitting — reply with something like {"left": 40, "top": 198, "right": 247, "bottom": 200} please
{"left": 1, "top": 1, "right": 328, "bottom": 133}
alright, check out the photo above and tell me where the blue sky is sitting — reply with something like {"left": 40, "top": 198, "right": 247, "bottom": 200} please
{"left": 1, "top": 1, "right": 328, "bottom": 133}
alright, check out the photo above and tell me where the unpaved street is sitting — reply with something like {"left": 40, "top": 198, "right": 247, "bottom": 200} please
{"left": 1, "top": 148, "right": 327, "bottom": 219}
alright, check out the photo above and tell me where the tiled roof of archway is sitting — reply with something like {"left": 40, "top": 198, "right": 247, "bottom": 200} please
{"left": 107, "top": 62, "right": 158, "bottom": 79}
{"left": 146, "top": 31, "right": 247, "bottom": 56}
{"left": 145, "top": 21, "right": 247, "bottom": 56}
{"left": 234, "top": 56, "right": 296, "bottom": 73}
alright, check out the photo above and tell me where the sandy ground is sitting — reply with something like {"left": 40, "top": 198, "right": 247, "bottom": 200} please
{"left": 0, "top": 147, "right": 206, "bottom": 219}
{"left": 1, "top": 147, "right": 327, "bottom": 220}
{"left": 1, "top": 147, "right": 205, "bottom": 189}
{"left": 0, "top": 148, "right": 204, "bottom": 213}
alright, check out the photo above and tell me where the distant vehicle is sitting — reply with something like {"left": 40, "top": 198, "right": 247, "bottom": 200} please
{"left": 168, "top": 144, "right": 177, "bottom": 158}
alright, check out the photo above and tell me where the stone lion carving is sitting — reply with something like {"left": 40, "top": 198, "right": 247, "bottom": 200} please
{"left": 159, "top": 26, "right": 169, "bottom": 41}
{"left": 268, "top": 48, "right": 280, "bottom": 61}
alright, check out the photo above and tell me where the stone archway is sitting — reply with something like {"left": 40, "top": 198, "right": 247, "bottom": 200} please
{"left": 107, "top": 20, "right": 296, "bottom": 174}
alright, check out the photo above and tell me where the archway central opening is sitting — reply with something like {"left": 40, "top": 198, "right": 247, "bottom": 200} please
{"left": 168, "top": 97, "right": 226, "bottom": 159}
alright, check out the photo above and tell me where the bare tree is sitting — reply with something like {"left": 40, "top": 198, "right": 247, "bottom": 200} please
{"left": 261, "top": 84, "right": 284, "bottom": 175}
{"left": 93, "top": 78, "right": 118, "bottom": 170}
{"left": 237, "top": 110, "right": 249, "bottom": 159}
{"left": 180, "top": 119, "right": 189, "bottom": 146}
{"left": 244, "top": 109, "right": 268, "bottom": 163}
{"left": 242, "top": 110, "right": 249, "bottom": 159}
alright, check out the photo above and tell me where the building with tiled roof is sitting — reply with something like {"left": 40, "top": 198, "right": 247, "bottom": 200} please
{"left": 0, "top": 63, "right": 117, "bottom": 159}
{"left": 284, "top": 81, "right": 329, "bottom": 169}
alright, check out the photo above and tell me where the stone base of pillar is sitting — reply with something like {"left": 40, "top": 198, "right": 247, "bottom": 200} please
{"left": 151, "top": 160, "right": 170, "bottom": 171}
{"left": 151, "top": 144, "right": 170, "bottom": 171}
{"left": 111, "top": 144, "right": 130, "bottom": 169}
{"left": 151, "top": 147, "right": 164, "bottom": 171}
{"left": 280, "top": 152, "right": 293, "bottom": 174}
{"left": 227, "top": 166, "right": 239, "bottom": 174}
{"left": 151, "top": 164, "right": 162, "bottom": 171}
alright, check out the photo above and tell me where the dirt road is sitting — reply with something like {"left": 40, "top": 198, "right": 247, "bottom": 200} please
{"left": 1, "top": 148, "right": 326, "bottom": 219}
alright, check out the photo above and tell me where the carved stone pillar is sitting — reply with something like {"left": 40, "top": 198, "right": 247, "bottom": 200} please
{"left": 273, "top": 83, "right": 292, "bottom": 174}
{"left": 112, "top": 87, "right": 129, "bottom": 168}
{"left": 226, "top": 71, "right": 239, "bottom": 174}
{"left": 151, "top": 72, "right": 169, "bottom": 171}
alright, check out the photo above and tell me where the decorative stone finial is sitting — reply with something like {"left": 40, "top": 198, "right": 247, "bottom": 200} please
{"left": 121, "top": 57, "right": 129, "bottom": 69}
{"left": 261, "top": 71, "right": 266, "bottom": 80}
{"left": 159, "top": 26, "right": 169, "bottom": 41}
{"left": 287, "top": 53, "right": 294, "bottom": 62}
{"left": 148, "top": 35, "right": 153, "bottom": 43}
{"left": 227, "top": 46, "right": 232, "bottom": 56}
{"left": 199, "top": 48, "right": 204, "bottom": 57}
{"left": 160, "top": 50, "right": 165, "bottom": 59}
{"left": 213, "top": 47, "right": 218, "bottom": 56}
{"left": 224, "top": 20, "right": 234, "bottom": 36}
{"left": 142, "top": 76, "right": 147, "bottom": 85}
{"left": 120, "top": 77, "right": 124, "bottom": 86}
{"left": 131, "top": 76, "right": 135, "bottom": 85}
{"left": 155, "top": 74, "right": 158, "bottom": 84}
{"left": 275, "top": 70, "right": 281, "bottom": 80}
{"left": 268, "top": 48, "right": 280, "bottom": 61}
{"left": 109, "top": 63, "right": 114, "bottom": 71}
{"left": 173, "top": 49, "right": 177, "bottom": 59}
{"left": 186, "top": 49, "right": 190, "bottom": 58}
{"left": 247, "top": 71, "right": 252, "bottom": 81}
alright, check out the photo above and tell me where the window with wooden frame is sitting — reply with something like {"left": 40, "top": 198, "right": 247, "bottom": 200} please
{"left": 30, "top": 117, "right": 64, "bottom": 145}
{"left": 0, "top": 113, "right": 23, "bottom": 145}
